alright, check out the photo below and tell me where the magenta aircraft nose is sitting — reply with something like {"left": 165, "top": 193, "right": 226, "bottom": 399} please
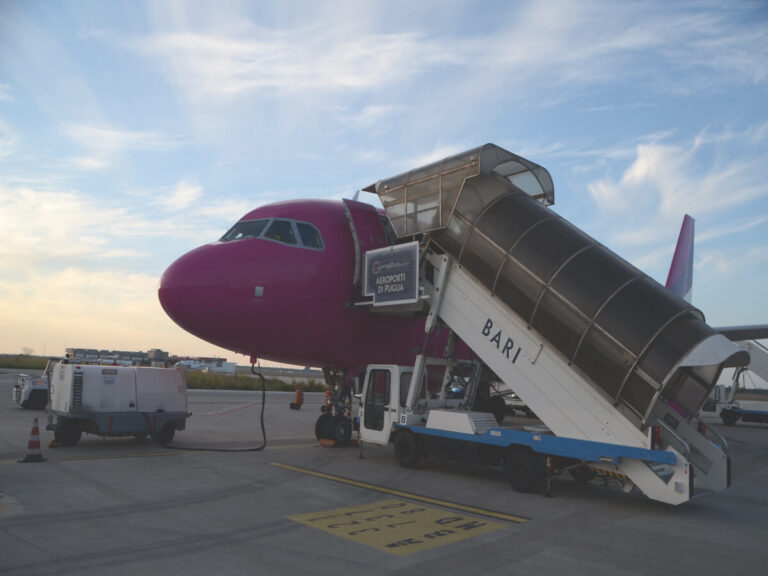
{"left": 159, "top": 243, "right": 249, "bottom": 348}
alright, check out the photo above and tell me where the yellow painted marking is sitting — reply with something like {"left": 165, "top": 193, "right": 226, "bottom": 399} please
{"left": 290, "top": 499, "right": 504, "bottom": 556}
{"left": 53, "top": 452, "right": 179, "bottom": 462}
{"left": 272, "top": 462, "right": 528, "bottom": 523}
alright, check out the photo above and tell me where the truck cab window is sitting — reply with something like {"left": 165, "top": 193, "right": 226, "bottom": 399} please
{"left": 364, "top": 369, "right": 390, "bottom": 431}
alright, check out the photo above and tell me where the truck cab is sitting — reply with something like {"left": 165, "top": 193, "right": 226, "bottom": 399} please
{"left": 12, "top": 373, "right": 48, "bottom": 410}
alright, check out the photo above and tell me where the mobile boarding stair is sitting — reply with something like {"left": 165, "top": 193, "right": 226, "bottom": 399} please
{"left": 364, "top": 144, "right": 749, "bottom": 505}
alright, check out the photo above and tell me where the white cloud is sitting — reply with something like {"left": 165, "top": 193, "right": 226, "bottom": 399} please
{"left": 152, "top": 180, "right": 203, "bottom": 211}
{"left": 0, "top": 266, "right": 221, "bottom": 356}
{"left": 0, "top": 119, "right": 15, "bottom": 157}
{"left": 342, "top": 104, "right": 397, "bottom": 129}
{"left": 697, "top": 216, "right": 768, "bottom": 244}
{"left": 0, "top": 185, "right": 129, "bottom": 269}
{"left": 141, "top": 27, "right": 457, "bottom": 98}
{"left": 64, "top": 123, "right": 185, "bottom": 153}
{"left": 588, "top": 126, "right": 768, "bottom": 229}
{"left": 66, "top": 155, "right": 111, "bottom": 171}
{"left": 697, "top": 246, "right": 768, "bottom": 276}
{"left": 489, "top": 1, "right": 767, "bottom": 94}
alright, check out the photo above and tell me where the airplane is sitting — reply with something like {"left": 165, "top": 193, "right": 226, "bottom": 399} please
{"left": 664, "top": 213, "right": 768, "bottom": 422}
{"left": 664, "top": 213, "right": 768, "bottom": 341}
{"left": 158, "top": 197, "right": 480, "bottom": 441}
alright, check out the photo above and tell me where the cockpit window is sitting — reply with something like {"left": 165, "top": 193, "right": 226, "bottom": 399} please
{"left": 220, "top": 217, "right": 324, "bottom": 250}
{"left": 297, "top": 222, "right": 323, "bottom": 249}
{"left": 264, "top": 219, "right": 297, "bottom": 245}
{"left": 220, "top": 219, "right": 268, "bottom": 241}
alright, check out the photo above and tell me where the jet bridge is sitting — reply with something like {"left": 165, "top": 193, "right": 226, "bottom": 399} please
{"left": 365, "top": 144, "right": 749, "bottom": 504}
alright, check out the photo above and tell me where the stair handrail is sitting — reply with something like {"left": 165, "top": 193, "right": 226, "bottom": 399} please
{"left": 655, "top": 417, "right": 691, "bottom": 460}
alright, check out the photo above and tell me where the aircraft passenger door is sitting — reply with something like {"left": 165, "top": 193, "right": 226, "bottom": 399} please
{"left": 342, "top": 199, "right": 390, "bottom": 288}
{"left": 361, "top": 368, "right": 397, "bottom": 445}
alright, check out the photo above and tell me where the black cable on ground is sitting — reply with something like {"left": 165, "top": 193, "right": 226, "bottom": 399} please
{"left": 162, "top": 362, "right": 267, "bottom": 453}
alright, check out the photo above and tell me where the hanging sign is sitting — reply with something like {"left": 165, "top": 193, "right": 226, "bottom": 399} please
{"left": 364, "top": 241, "right": 419, "bottom": 306}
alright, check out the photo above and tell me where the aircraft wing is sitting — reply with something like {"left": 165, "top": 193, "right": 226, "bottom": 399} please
{"left": 713, "top": 325, "right": 768, "bottom": 342}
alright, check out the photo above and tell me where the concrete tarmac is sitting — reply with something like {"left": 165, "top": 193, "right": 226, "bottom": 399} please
{"left": 2, "top": 369, "right": 768, "bottom": 575}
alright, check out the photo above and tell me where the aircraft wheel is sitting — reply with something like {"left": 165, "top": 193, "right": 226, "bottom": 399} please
{"left": 503, "top": 446, "right": 542, "bottom": 493}
{"left": 394, "top": 431, "right": 421, "bottom": 468}
{"left": 333, "top": 416, "right": 352, "bottom": 446}
{"left": 315, "top": 413, "right": 330, "bottom": 440}
{"left": 721, "top": 410, "right": 738, "bottom": 426}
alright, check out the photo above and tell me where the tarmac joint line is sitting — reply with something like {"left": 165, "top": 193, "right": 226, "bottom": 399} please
{"left": 271, "top": 462, "right": 529, "bottom": 523}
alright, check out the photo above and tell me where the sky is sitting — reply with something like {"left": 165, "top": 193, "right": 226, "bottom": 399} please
{"left": 0, "top": 0, "right": 766, "bottom": 365}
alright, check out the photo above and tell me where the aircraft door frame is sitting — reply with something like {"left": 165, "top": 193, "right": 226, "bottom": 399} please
{"left": 342, "top": 199, "right": 390, "bottom": 288}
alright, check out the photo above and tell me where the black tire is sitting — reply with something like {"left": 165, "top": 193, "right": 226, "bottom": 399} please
{"left": 394, "top": 431, "right": 421, "bottom": 468}
{"left": 333, "top": 416, "right": 352, "bottom": 446}
{"left": 55, "top": 419, "right": 82, "bottom": 446}
{"left": 289, "top": 402, "right": 296, "bottom": 410}
{"left": 154, "top": 424, "right": 175, "bottom": 445}
{"left": 503, "top": 446, "right": 542, "bottom": 493}
{"left": 489, "top": 396, "right": 506, "bottom": 424}
{"left": 569, "top": 465, "right": 596, "bottom": 483}
{"left": 721, "top": 410, "right": 738, "bottom": 426}
{"left": 315, "top": 413, "right": 330, "bottom": 440}
{"left": 25, "top": 391, "right": 48, "bottom": 410}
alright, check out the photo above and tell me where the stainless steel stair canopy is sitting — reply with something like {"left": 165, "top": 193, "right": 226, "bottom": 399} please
{"left": 366, "top": 144, "right": 749, "bottom": 428}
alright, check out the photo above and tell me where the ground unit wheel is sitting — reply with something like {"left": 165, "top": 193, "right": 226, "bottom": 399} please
{"left": 394, "top": 431, "right": 421, "bottom": 468}
{"left": 489, "top": 396, "right": 506, "bottom": 424}
{"left": 503, "top": 446, "right": 542, "bottom": 493}
{"left": 315, "top": 413, "right": 331, "bottom": 440}
{"left": 569, "top": 465, "right": 596, "bottom": 483}
{"left": 55, "top": 419, "right": 82, "bottom": 446}
{"left": 24, "top": 391, "right": 48, "bottom": 410}
{"left": 332, "top": 415, "right": 352, "bottom": 446}
{"left": 154, "top": 424, "right": 175, "bottom": 445}
{"left": 721, "top": 410, "right": 738, "bottom": 426}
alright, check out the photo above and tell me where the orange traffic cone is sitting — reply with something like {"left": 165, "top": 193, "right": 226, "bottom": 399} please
{"left": 19, "top": 417, "right": 46, "bottom": 463}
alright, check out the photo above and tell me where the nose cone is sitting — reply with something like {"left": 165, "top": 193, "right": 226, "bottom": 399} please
{"left": 159, "top": 243, "right": 247, "bottom": 349}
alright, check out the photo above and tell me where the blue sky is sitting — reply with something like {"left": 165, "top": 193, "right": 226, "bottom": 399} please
{"left": 0, "top": 0, "right": 766, "bottom": 362}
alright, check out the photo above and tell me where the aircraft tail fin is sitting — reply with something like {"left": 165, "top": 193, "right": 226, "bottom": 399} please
{"left": 666, "top": 214, "right": 695, "bottom": 302}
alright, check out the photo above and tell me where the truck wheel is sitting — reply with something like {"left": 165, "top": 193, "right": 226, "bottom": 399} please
{"left": 503, "top": 446, "right": 542, "bottom": 493}
{"left": 154, "top": 424, "right": 175, "bottom": 445}
{"left": 55, "top": 420, "right": 81, "bottom": 446}
{"left": 489, "top": 396, "right": 506, "bottom": 424}
{"left": 333, "top": 416, "right": 352, "bottom": 446}
{"left": 721, "top": 410, "right": 738, "bottom": 426}
{"left": 394, "top": 431, "right": 421, "bottom": 468}
{"left": 315, "top": 413, "right": 330, "bottom": 440}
